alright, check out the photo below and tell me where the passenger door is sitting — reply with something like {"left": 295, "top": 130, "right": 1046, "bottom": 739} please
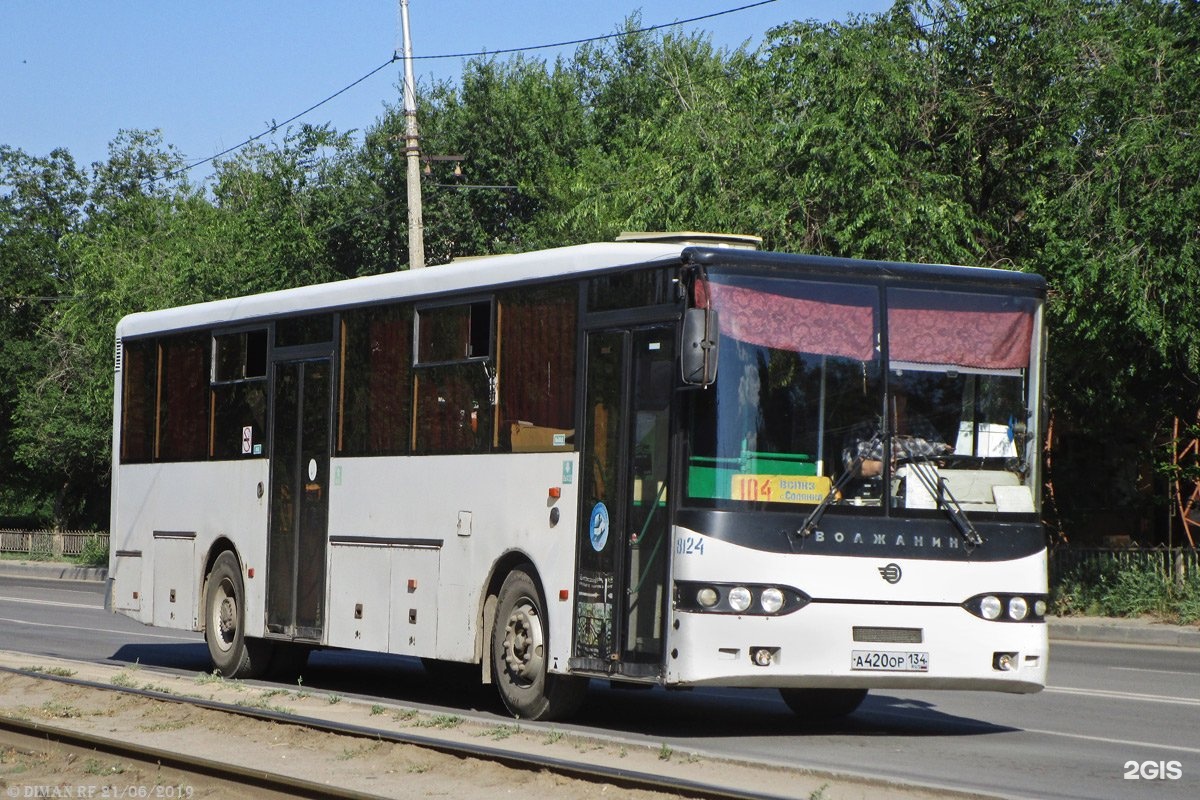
{"left": 573, "top": 326, "right": 674, "bottom": 677}
{"left": 266, "top": 356, "right": 332, "bottom": 640}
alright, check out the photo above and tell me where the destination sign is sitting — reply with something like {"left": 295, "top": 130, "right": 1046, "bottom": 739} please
{"left": 730, "top": 474, "right": 831, "bottom": 504}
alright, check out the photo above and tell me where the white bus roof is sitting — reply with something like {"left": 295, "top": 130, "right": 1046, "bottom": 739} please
{"left": 115, "top": 241, "right": 686, "bottom": 339}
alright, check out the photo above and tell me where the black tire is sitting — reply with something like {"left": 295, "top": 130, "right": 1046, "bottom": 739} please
{"left": 204, "top": 551, "right": 272, "bottom": 678}
{"left": 779, "top": 688, "right": 868, "bottom": 720}
{"left": 492, "top": 567, "right": 587, "bottom": 720}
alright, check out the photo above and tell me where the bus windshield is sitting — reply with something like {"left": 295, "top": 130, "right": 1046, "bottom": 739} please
{"left": 686, "top": 270, "right": 1040, "bottom": 516}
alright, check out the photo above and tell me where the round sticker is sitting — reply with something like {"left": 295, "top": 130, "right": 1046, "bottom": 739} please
{"left": 307, "top": 458, "right": 318, "bottom": 482}
{"left": 588, "top": 502, "right": 610, "bottom": 552}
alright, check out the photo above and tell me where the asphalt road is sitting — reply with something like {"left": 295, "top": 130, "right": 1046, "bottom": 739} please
{"left": 1, "top": 574, "right": 1196, "bottom": 800}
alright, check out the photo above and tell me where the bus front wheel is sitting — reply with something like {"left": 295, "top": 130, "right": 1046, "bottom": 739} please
{"left": 491, "top": 567, "right": 586, "bottom": 721}
{"left": 204, "top": 551, "right": 271, "bottom": 678}
{"left": 779, "top": 688, "right": 868, "bottom": 720}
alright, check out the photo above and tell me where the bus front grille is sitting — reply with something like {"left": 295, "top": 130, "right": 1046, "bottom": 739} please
{"left": 852, "top": 626, "right": 924, "bottom": 644}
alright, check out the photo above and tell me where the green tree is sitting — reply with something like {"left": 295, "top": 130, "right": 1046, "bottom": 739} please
{"left": 0, "top": 145, "right": 87, "bottom": 523}
{"left": 994, "top": 0, "right": 1200, "bottom": 536}
{"left": 9, "top": 132, "right": 198, "bottom": 526}
{"left": 211, "top": 123, "right": 362, "bottom": 286}
{"left": 368, "top": 53, "right": 592, "bottom": 262}
{"left": 2, "top": 1, "right": 1196, "bottom": 545}
{"left": 559, "top": 26, "right": 762, "bottom": 241}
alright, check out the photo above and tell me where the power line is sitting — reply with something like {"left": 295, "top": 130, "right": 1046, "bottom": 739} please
{"left": 157, "top": 1, "right": 782, "bottom": 184}
{"left": 401, "top": 1, "right": 781, "bottom": 61}
{"left": 163, "top": 56, "right": 399, "bottom": 182}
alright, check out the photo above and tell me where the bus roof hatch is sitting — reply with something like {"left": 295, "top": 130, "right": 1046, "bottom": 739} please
{"left": 614, "top": 231, "right": 762, "bottom": 250}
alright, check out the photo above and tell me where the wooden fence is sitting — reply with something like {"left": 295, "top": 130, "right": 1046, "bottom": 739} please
{"left": 0, "top": 529, "right": 109, "bottom": 559}
{"left": 1050, "top": 546, "right": 1199, "bottom": 587}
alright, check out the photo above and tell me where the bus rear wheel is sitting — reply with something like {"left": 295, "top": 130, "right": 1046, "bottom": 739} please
{"left": 204, "top": 551, "right": 272, "bottom": 679}
{"left": 779, "top": 688, "right": 868, "bottom": 720}
{"left": 492, "top": 567, "right": 586, "bottom": 721}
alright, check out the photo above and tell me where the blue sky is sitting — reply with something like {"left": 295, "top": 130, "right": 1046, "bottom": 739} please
{"left": 2, "top": 1, "right": 891, "bottom": 181}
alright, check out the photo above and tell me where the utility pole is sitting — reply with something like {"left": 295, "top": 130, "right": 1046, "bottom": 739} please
{"left": 399, "top": 0, "right": 425, "bottom": 269}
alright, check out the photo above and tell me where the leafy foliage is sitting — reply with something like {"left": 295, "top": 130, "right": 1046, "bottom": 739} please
{"left": 1052, "top": 555, "right": 1200, "bottom": 624}
{"left": 1, "top": 145, "right": 88, "bottom": 523}
{"left": 74, "top": 535, "right": 110, "bottom": 568}
{"left": 0, "top": 1, "right": 1197, "bottom": 539}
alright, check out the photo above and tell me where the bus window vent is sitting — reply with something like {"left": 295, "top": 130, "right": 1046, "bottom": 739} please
{"left": 853, "top": 626, "right": 923, "bottom": 644}
{"left": 114, "top": 337, "right": 122, "bottom": 373}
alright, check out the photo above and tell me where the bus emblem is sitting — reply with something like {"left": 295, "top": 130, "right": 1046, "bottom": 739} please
{"left": 878, "top": 563, "right": 903, "bottom": 584}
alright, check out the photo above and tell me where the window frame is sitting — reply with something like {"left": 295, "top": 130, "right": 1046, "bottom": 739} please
{"left": 212, "top": 327, "right": 269, "bottom": 385}
{"left": 413, "top": 297, "right": 495, "bottom": 368}
{"left": 210, "top": 325, "right": 270, "bottom": 460}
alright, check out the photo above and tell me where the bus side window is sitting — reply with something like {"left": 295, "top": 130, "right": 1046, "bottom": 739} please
{"left": 496, "top": 284, "right": 578, "bottom": 453}
{"left": 120, "top": 339, "right": 157, "bottom": 463}
{"left": 211, "top": 381, "right": 267, "bottom": 459}
{"left": 413, "top": 299, "right": 495, "bottom": 456}
{"left": 211, "top": 329, "right": 268, "bottom": 459}
{"left": 157, "top": 333, "right": 209, "bottom": 461}
{"left": 338, "top": 305, "right": 412, "bottom": 457}
{"left": 412, "top": 365, "right": 490, "bottom": 454}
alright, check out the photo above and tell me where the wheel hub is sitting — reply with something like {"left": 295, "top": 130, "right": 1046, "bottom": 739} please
{"left": 215, "top": 584, "right": 236, "bottom": 650}
{"left": 503, "top": 603, "right": 543, "bottom": 682}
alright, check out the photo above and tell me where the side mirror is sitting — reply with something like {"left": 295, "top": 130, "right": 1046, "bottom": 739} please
{"left": 681, "top": 308, "right": 719, "bottom": 387}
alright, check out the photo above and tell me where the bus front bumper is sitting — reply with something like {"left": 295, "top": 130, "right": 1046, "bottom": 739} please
{"left": 663, "top": 602, "right": 1048, "bottom": 693}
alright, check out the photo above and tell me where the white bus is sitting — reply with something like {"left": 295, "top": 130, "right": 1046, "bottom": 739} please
{"left": 108, "top": 234, "right": 1048, "bottom": 721}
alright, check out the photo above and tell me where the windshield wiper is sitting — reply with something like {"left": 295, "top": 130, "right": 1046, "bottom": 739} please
{"left": 796, "top": 432, "right": 880, "bottom": 539}
{"left": 900, "top": 448, "right": 983, "bottom": 550}
{"left": 798, "top": 434, "right": 984, "bottom": 551}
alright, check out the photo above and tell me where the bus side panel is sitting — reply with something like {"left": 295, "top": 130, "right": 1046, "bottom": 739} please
{"left": 110, "top": 460, "right": 271, "bottom": 634}
{"left": 326, "top": 542, "right": 393, "bottom": 651}
{"left": 152, "top": 534, "right": 196, "bottom": 629}
{"left": 325, "top": 541, "right": 441, "bottom": 654}
{"left": 388, "top": 545, "right": 440, "bottom": 656}
{"left": 329, "top": 452, "right": 580, "bottom": 668}
{"left": 109, "top": 551, "right": 142, "bottom": 614}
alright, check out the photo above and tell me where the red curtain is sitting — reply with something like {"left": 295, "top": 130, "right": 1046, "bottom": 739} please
{"left": 696, "top": 279, "right": 1034, "bottom": 371}
{"left": 696, "top": 280, "right": 877, "bottom": 361}
{"left": 888, "top": 289, "right": 1034, "bottom": 370}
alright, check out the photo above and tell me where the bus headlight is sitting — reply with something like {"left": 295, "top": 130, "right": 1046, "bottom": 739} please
{"left": 963, "top": 592, "right": 1048, "bottom": 622}
{"left": 1007, "top": 596, "right": 1029, "bottom": 621}
{"left": 760, "top": 587, "right": 785, "bottom": 614}
{"left": 674, "top": 582, "right": 810, "bottom": 615}
{"left": 728, "top": 586, "right": 753, "bottom": 613}
{"left": 980, "top": 595, "right": 1003, "bottom": 620}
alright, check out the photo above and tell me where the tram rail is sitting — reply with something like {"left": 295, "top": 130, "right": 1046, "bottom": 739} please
{"left": 0, "top": 714, "right": 370, "bottom": 799}
{"left": 0, "top": 665, "right": 794, "bottom": 800}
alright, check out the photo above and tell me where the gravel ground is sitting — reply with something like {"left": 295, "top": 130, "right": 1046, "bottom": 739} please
{"left": 0, "top": 651, "right": 963, "bottom": 800}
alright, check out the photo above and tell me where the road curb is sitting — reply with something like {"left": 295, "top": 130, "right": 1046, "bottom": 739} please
{"left": 1047, "top": 617, "right": 1200, "bottom": 649}
{"left": 0, "top": 561, "right": 107, "bottom": 582}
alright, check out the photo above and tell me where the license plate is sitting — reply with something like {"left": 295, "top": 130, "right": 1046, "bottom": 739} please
{"left": 851, "top": 650, "right": 929, "bottom": 672}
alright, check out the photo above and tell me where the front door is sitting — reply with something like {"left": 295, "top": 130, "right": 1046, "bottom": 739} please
{"left": 574, "top": 326, "right": 674, "bottom": 676}
{"left": 266, "top": 357, "right": 332, "bottom": 640}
